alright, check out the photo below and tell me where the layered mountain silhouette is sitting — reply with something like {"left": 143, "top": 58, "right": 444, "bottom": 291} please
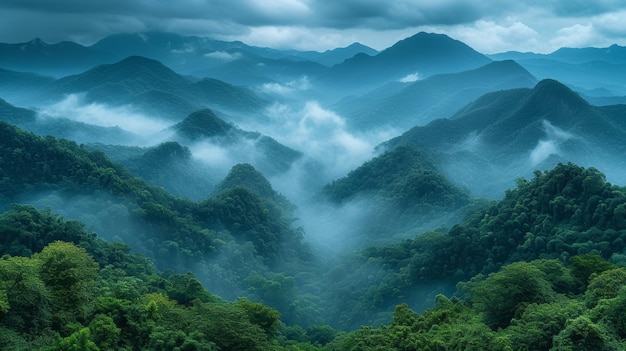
{"left": 38, "top": 55, "right": 268, "bottom": 120}
{"left": 317, "top": 32, "right": 492, "bottom": 96}
{"left": 490, "top": 44, "right": 626, "bottom": 97}
{"left": 0, "top": 38, "right": 117, "bottom": 76}
{"left": 382, "top": 79, "right": 626, "bottom": 197}
{"left": 337, "top": 60, "right": 537, "bottom": 130}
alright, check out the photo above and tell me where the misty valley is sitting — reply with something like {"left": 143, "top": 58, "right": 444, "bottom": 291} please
{"left": 2, "top": 31, "right": 626, "bottom": 350}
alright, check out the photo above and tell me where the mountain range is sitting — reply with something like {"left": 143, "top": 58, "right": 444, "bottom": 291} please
{"left": 382, "top": 79, "right": 626, "bottom": 197}
{"left": 2, "top": 28, "right": 626, "bottom": 345}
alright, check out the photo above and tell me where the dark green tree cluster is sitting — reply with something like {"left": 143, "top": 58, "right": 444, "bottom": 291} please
{"left": 327, "top": 256, "right": 626, "bottom": 350}
{"left": 318, "top": 162, "right": 626, "bottom": 329}
{"left": 0, "top": 122, "right": 315, "bottom": 325}
{"left": 0, "top": 206, "right": 322, "bottom": 350}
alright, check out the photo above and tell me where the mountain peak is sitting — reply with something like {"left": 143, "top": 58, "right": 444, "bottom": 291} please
{"left": 174, "top": 109, "right": 233, "bottom": 140}
{"left": 529, "top": 79, "right": 590, "bottom": 109}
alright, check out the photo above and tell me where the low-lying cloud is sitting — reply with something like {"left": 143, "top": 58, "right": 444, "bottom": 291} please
{"left": 39, "top": 93, "right": 173, "bottom": 145}
{"left": 529, "top": 120, "right": 575, "bottom": 166}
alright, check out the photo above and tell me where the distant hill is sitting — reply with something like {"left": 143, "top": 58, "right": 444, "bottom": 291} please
{"left": 283, "top": 42, "right": 378, "bottom": 66}
{"left": 173, "top": 109, "right": 302, "bottom": 176}
{"left": 0, "top": 38, "right": 117, "bottom": 77}
{"left": 489, "top": 44, "right": 626, "bottom": 97}
{"left": 0, "top": 68, "right": 55, "bottom": 107}
{"left": 321, "top": 146, "right": 470, "bottom": 245}
{"left": 318, "top": 32, "right": 492, "bottom": 96}
{"left": 89, "top": 31, "right": 332, "bottom": 87}
{"left": 337, "top": 60, "right": 537, "bottom": 130}
{"left": 383, "top": 79, "right": 626, "bottom": 197}
{"left": 43, "top": 56, "right": 268, "bottom": 119}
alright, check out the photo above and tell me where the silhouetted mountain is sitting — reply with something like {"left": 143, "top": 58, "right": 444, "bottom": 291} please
{"left": 319, "top": 32, "right": 491, "bottom": 96}
{"left": 383, "top": 79, "right": 626, "bottom": 197}
{"left": 285, "top": 42, "right": 378, "bottom": 66}
{"left": 89, "top": 31, "right": 331, "bottom": 87}
{"left": 0, "top": 68, "right": 55, "bottom": 106}
{"left": 337, "top": 60, "right": 537, "bottom": 130}
{"left": 0, "top": 38, "right": 117, "bottom": 76}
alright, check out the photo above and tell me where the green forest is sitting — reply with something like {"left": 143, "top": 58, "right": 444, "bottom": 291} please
{"left": 2, "top": 120, "right": 626, "bottom": 350}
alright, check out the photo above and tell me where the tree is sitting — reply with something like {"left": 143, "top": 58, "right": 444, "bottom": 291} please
{"left": 35, "top": 241, "right": 99, "bottom": 327}
{"left": 0, "top": 254, "right": 51, "bottom": 332}
{"left": 468, "top": 261, "right": 555, "bottom": 329}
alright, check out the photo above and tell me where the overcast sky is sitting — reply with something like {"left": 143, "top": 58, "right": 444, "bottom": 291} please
{"left": 2, "top": 0, "right": 626, "bottom": 53}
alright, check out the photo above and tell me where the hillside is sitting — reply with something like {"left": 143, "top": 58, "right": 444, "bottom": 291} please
{"left": 337, "top": 60, "right": 537, "bottom": 130}
{"left": 321, "top": 162, "right": 626, "bottom": 329}
{"left": 0, "top": 121, "right": 314, "bottom": 318}
{"left": 383, "top": 79, "right": 626, "bottom": 197}
{"left": 318, "top": 146, "right": 470, "bottom": 248}
{"left": 36, "top": 56, "right": 268, "bottom": 120}
{"left": 172, "top": 108, "right": 303, "bottom": 176}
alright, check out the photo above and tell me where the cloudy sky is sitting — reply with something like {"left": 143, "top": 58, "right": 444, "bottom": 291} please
{"left": 1, "top": 0, "right": 626, "bottom": 53}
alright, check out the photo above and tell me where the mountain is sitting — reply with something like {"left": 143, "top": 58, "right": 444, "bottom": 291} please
{"left": 0, "top": 120, "right": 312, "bottom": 303}
{"left": 0, "top": 38, "right": 117, "bottom": 77}
{"left": 0, "top": 97, "right": 36, "bottom": 124}
{"left": 337, "top": 60, "right": 537, "bottom": 130}
{"left": 319, "top": 146, "right": 470, "bottom": 246}
{"left": 173, "top": 109, "right": 302, "bottom": 176}
{"left": 89, "top": 31, "right": 332, "bottom": 87}
{"left": 284, "top": 42, "right": 378, "bottom": 66}
{"left": 382, "top": 79, "right": 626, "bottom": 197}
{"left": 489, "top": 44, "right": 626, "bottom": 97}
{"left": 0, "top": 68, "right": 55, "bottom": 107}
{"left": 318, "top": 32, "right": 492, "bottom": 96}
{"left": 44, "top": 56, "right": 268, "bottom": 120}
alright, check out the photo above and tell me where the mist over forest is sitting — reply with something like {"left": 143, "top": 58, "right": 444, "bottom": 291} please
{"left": 2, "top": 30, "right": 626, "bottom": 350}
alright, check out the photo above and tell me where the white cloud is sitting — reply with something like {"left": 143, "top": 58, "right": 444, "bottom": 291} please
{"left": 203, "top": 51, "right": 242, "bottom": 61}
{"left": 551, "top": 23, "right": 598, "bottom": 48}
{"left": 399, "top": 72, "right": 420, "bottom": 83}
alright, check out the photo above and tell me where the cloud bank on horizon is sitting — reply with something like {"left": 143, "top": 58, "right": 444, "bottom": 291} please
{"left": 1, "top": 0, "right": 625, "bottom": 54}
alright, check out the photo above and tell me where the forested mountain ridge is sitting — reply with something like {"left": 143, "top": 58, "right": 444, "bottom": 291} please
{"left": 382, "top": 79, "right": 626, "bottom": 197}
{"left": 338, "top": 59, "right": 537, "bottom": 130}
{"left": 0, "top": 121, "right": 313, "bottom": 309}
{"left": 321, "top": 162, "right": 626, "bottom": 330}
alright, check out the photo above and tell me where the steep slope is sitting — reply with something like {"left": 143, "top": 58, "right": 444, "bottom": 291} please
{"left": 322, "top": 163, "right": 626, "bottom": 329}
{"left": 319, "top": 32, "right": 491, "bottom": 96}
{"left": 338, "top": 60, "right": 537, "bottom": 130}
{"left": 319, "top": 146, "right": 470, "bottom": 246}
{"left": 0, "top": 97, "right": 36, "bottom": 124}
{"left": 0, "top": 121, "right": 312, "bottom": 306}
{"left": 383, "top": 79, "right": 626, "bottom": 197}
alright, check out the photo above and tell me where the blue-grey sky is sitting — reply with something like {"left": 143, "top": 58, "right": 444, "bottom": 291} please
{"left": 2, "top": 0, "right": 626, "bottom": 53}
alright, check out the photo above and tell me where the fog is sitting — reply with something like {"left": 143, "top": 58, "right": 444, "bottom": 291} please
{"left": 6, "top": 54, "right": 626, "bottom": 333}
{"left": 39, "top": 93, "right": 175, "bottom": 146}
